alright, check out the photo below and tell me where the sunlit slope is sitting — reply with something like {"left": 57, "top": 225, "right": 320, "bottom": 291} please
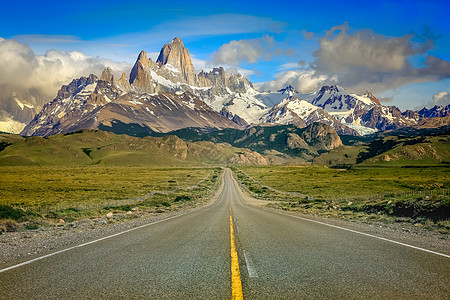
{"left": 0, "top": 130, "right": 267, "bottom": 166}
{"left": 314, "top": 134, "right": 450, "bottom": 167}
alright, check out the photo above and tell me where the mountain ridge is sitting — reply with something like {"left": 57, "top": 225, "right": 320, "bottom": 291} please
{"left": 18, "top": 37, "right": 449, "bottom": 138}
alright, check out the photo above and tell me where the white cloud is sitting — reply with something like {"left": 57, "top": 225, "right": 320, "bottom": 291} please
{"left": 433, "top": 91, "right": 450, "bottom": 106}
{"left": 257, "top": 69, "right": 330, "bottom": 93}
{"left": 259, "top": 23, "right": 450, "bottom": 98}
{"left": 211, "top": 36, "right": 274, "bottom": 66}
{"left": 211, "top": 36, "right": 293, "bottom": 66}
{"left": 189, "top": 54, "right": 255, "bottom": 78}
{"left": 0, "top": 38, "right": 131, "bottom": 96}
{"left": 277, "top": 61, "right": 305, "bottom": 71}
{"left": 313, "top": 22, "right": 415, "bottom": 73}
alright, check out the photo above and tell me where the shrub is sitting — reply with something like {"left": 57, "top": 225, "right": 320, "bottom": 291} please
{"left": 174, "top": 195, "right": 192, "bottom": 202}
{"left": 0, "top": 205, "right": 25, "bottom": 220}
{"left": 25, "top": 223, "right": 39, "bottom": 230}
{"left": 0, "top": 219, "right": 20, "bottom": 232}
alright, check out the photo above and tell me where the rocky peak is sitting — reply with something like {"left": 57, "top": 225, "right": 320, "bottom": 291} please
{"left": 418, "top": 104, "right": 450, "bottom": 118}
{"left": 363, "top": 91, "right": 381, "bottom": 105}
{"left": 136, "top": 50, "right": 149, "bottom": 67}
{"left": 318, "top": 85, "right": 345, "bottom": 94}
{"left": 156, "top": 37, "right": 199, "bottom": 84}
{"left": 101, "top": 67, "right": 114, "bottom": 83}
{"left": 129, "top": 50, "right": 155, "bottom": 90}
{"left": 201, "top": 67, "right": 226, "bottom": 88}
{"left": 116, "top": 72, "right": 131, "bottom": 91}
{"left": 278, "top": 84, "right": 298, "bottom": 96}
{"left": 56, "top": 74, "right": 98, "bottom": 100}
{"left": 227, "top": 73, "right": 254, "bottom": 93}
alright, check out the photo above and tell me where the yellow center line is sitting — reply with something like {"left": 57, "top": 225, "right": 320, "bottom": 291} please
{"left": 230, "top": 215, "right": 244, "bottom": 300}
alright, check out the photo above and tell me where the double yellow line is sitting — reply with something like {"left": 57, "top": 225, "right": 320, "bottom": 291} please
{"left": 230, "top": 215, "right": 244, "bottom": 300}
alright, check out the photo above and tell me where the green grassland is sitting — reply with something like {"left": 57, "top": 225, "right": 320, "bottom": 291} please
{"left": 0, "top": 166, "right": 215, "bottom": 207}
{"left": 315, "top": 135, "right": 450, "bottom": 168}
{"left": 234, "top": 165, "right": 450, "bottom": 231}
{"left": 237, "top": 165, "right": 449, "bottom": 199}
{"left": 0, "top": 130, "right": 259, "bottom": 166}
{"left": 0, "top": 166, "right": 221, "bottom": 231}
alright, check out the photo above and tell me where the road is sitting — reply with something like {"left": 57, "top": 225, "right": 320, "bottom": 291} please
{"left": 1, "top": 168, "right": 449, "bottom": 299}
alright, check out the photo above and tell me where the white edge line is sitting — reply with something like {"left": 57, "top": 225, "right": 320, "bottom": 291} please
{"left": 0, "top": 213, "right": 187, "bottom": 273}
{"left": 230, "top": 171, "right": 450, "bottom": 259}
{"left": 243, "top": 250, "right": 258, "bottom": 278}
{"left": 264, "top": 208, "right": 450, "bottom": 259}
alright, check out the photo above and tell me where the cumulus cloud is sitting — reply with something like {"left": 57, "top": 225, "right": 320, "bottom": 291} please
{"left": 211, "top": 36, "right": 292, "bottom": 66}
{"left": 260, "top": 23, "right": 450, "bottom": 96}
{"left": 0, "top": 38, "right": 131, "bottom": 97}
{"left": 313, "top": 22, "right": 416, "bottom": 73}
{"left": 258, "top": 69, "right": 330, "bottom": 93}
{"left": 432, "top": 91, "right": 450, "bottom": 106}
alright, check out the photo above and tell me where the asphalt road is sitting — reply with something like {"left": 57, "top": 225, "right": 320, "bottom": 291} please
{"left": 1, "top": 169, "right": 449, "bottom": 299}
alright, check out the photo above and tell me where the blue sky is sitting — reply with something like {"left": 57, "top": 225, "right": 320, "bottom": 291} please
{"left": 1, "top": 0, "right": 450, "bottom": 109}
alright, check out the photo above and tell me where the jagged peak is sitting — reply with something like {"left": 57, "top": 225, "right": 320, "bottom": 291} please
{"left": 319, "top": 85, "right": 346, "bottom": 93}
{"left": 156, "top": 37, "right": 189, "bottom": 66}
{"left": 101, "top": 67, "right": 114, "bottom": 83}
{"left": 363, "top": 91, "right": 381, "bottom": 105}
{"left": 169, "top": 37, "right": 185, "bottom": 47}
{"left": 278, "top": 84, "right": 298, "bottom": 95}
{"left": 137, "top": 50, "right": 148, "bottom": 62}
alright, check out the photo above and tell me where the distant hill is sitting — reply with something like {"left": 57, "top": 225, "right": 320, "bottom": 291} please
{"left": 0, "top": 130, "right": 268, "bottom": 166}
{"left": 99, "top": 122, "right": 343, "bottom": 161}
{"left": 314, "top": 133, "right": 450, "bottom": 168}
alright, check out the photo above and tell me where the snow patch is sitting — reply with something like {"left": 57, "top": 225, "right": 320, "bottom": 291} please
{"left": 343, "top": 123, "right": 377, "bottom": 135}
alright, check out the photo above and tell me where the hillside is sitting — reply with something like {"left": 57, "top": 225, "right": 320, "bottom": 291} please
{"left": 314, "top": 133, "right": 450, "bottom": 167}
{"left": 0, "top": 130, "right": 268, "bottom": 166}
{"left": 103, "top": 122, "right": 343, "bottom": 161}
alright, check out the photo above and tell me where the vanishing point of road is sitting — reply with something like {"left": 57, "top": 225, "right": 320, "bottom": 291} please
{"left": 1, "top": 169, "right": 449, "bottom": 299}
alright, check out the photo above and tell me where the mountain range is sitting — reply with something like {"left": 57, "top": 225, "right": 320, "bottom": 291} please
{"left": 7, "top": 37, "right": 449, "bottom": 138}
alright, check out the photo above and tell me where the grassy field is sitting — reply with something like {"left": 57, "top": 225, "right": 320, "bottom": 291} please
{"left": 237, "top": 165, "right": 450, "bottom": 199}
{"left": 0, "top": 166, "right": 216, "bottom": 207}
{"left": 234, "top": 165, "right": 450, "bottom": 231}
{"left": 0, "top": 166, "right": 221, "bottom": 230}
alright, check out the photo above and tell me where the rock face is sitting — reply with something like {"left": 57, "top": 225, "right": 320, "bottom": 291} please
{"left": 228, "top": 151, "right": 268, "bottom": 165}
{"left": 286, "top": 133, "right": 310, "bottom": 150}
{"left": 301, "top": 122, "right": 343, "bottom": 151}
{"left": 156, "top": 37, "right": 204, "bottom": 87}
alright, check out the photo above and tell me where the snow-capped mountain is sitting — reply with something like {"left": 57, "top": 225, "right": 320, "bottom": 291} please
{"left": 297, "top": 85, "right": 416, "bottom": 133}
{"left": 417, "top": 104, "right": 450, "bottom": 118}
{"left": 307, "top": 85, "right": 378, "bottom": 123}
{"left": 22, "top": 39, "right": 248, "bottom": 136}
{"left": 0, "top": 85, "right": 49, "bottom": 134}
{"left": 20, "top": 37, "right": 443, "bottom": 137}
{"left": 260, "top": 96, "right": 357, "bottom": 135}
